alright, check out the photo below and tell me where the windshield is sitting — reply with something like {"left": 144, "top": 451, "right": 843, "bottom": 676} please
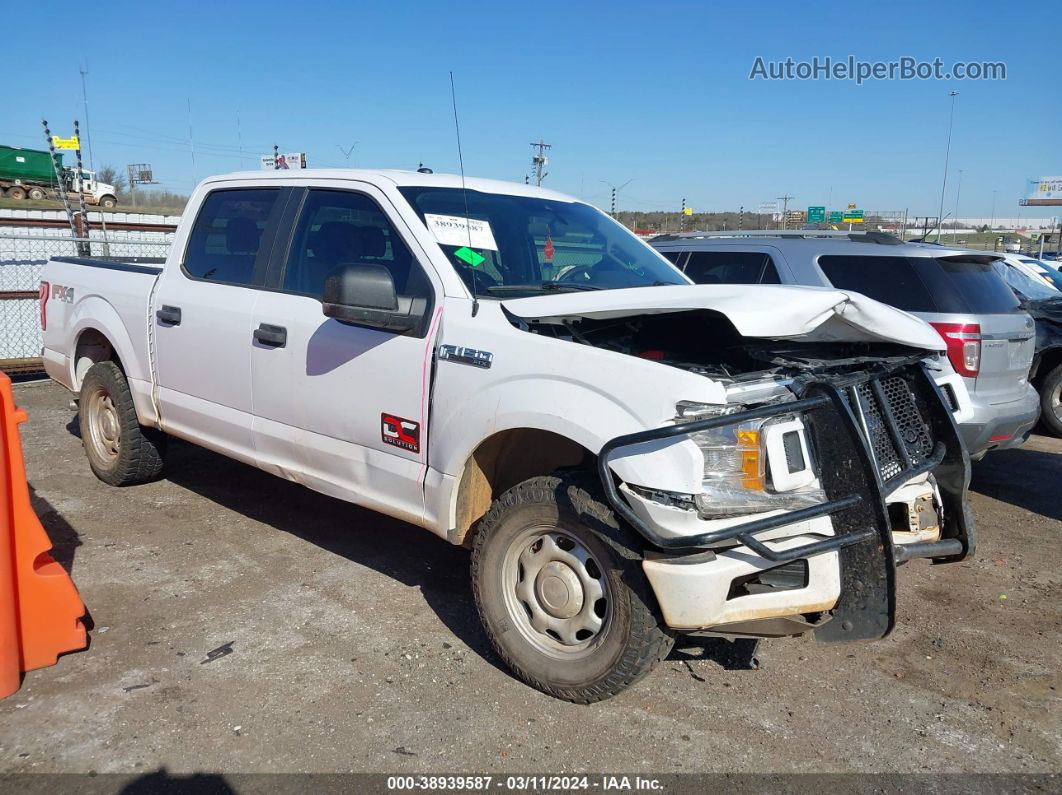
{"left": 398, "top": 187, "right": 688, "bottom": 297}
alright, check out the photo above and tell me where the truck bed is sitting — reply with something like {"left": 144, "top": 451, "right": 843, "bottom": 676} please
{"left": 40, "top": 255, "right": 163, "bottom": 422}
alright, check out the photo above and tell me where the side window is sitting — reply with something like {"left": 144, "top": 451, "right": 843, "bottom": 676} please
{"left": 283, "top": 189, "right": 431, "bottom": 300}
{"left": 818, "top": 255, "right": 937, "bottom": 312}
{"left": 183, "top": 189, "right": 279, "bottom": 285}
{"left": 684, "top": 251, "right": 781, "bottom": 285}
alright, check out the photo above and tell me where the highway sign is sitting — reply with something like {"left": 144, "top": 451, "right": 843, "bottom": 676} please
{"left": 807, "top": 206, "right": 825, "bottom": 223}
{"left": 843, "top": 210, "right": 864, "bottom": 223}
{"left": 828, "top": 211, "right": 843, "bottom": 223}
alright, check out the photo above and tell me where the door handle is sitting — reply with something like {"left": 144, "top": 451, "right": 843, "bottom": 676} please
{"left": 156, "top": 305, "right": 181, "bottom": 325}
{"left": 253, "top": 323, "right": 287, "bottom": 348}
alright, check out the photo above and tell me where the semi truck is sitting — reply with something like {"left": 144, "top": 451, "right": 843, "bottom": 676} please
{"left": 39, "top": 168, "right": 975, "bottom": 702}
{"left": 0, "top": 144, "right": 118, "bottom": 208}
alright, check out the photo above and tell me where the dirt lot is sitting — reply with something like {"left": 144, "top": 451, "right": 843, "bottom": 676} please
{"left": 1, "top": 380, "right": 1059, "bottom": 775}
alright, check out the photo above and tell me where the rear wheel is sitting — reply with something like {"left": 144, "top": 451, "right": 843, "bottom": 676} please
{"left": 6, "top": 186, "right": 26, "bottom": 200}
{"left": 1039, "top": 363, "right": 1062, "bottom": 437}
{"left": 26, "top": 187, "right": 45, "bottom": 201}
{"left": 79, "top": 361, "right": 166, "bottom": 485}
{"left": 471, "top": 474, "right": 674, "bottom": 703}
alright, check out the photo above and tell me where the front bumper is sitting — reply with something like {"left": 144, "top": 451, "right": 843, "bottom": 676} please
{"left": 598, "top": 364, "right": 974, "bottom": 640}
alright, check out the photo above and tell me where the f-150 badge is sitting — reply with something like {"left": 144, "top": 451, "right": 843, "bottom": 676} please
{"left": 439, "top": 344, "right": 493, "bottom": 369}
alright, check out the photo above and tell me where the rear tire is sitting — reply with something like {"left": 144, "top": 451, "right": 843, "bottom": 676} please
{"left": 79, "top": 361, "right": 166, "bottom": 485}
{"left": 6, "top": 186, "right": 26, "bottom": 200}
{"left": 471, "top": 473, "right": 674, "bottom": 703}
{"left": 1039, "top": 363, "right": 1062, "bottom": 437}
{"left": 26, "top": 187, "right": 45, "bottom": 201}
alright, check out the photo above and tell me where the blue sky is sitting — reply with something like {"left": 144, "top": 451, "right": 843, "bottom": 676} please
{"left": 5, "top": 0, "right": 1060, "bottom": 217}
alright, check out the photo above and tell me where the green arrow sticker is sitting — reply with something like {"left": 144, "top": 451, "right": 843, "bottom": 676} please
{"left": 454, "top": 246, "right": 485, "bottom": 267}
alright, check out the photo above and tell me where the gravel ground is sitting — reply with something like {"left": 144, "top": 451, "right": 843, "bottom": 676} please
{"left": 0, "top": 380, "right": 1059, "bottom": 776}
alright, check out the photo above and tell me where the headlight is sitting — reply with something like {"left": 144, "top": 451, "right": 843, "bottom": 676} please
{"left": 675, "top": 401, "right": 826, "bottom": 519}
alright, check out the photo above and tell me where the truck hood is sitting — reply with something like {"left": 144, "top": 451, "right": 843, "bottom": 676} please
{"left": 502, "top": 284, "right": 946, "bottom": 351}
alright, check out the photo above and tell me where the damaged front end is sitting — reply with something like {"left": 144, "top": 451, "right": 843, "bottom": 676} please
{"left": 600, "top": 360, "right": 974, "bottom": 642}
{"left": 503, "top": 295, "right": 974, "bottom": 642}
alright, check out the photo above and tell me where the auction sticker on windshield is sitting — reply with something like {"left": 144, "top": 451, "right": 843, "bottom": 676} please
{"left": 424, "top": 214, "right": 499, "bottom": 251}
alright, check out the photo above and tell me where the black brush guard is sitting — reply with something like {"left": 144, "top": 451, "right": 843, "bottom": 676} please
{"left": 597, "top": 363, "right": 975, "bottom": 641}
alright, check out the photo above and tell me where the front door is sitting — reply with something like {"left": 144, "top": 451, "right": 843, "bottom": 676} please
{"left": 248, "top": 185, "right": 441, "bottom": 524}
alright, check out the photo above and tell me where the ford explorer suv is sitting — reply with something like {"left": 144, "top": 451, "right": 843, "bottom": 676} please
{"left": 652, "top": 231, "right": 1039, "bottom": 459}
{"left": 40, "top": 171, "right": 974, "bottom": 702}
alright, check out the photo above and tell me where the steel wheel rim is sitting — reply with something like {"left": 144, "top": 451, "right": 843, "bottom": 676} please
{"left": 501, "top": 524, "right": 612, "bottom": 659}
{"left": 1052, "top": 381, "right": 1061, "bottom": 420}
{"left": 86, "top": 386, "right": 121, "bottom": 463}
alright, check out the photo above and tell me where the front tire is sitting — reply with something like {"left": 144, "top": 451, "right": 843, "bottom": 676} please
{"left": 471, "top": 474, "right": 674, "bottom": 703}
{"left": 79, "top": 361, "right": 166, "bottom": 486}
{"left": 1039, "top": 363, "right": 1062, "bottom": 437}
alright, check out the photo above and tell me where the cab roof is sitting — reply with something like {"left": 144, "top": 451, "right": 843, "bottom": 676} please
{"left": 200, "top": 168, "right": 580, "bottom": 203}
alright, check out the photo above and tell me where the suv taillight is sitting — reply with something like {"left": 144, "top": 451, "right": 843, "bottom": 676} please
{"left": 39, "top": 281, "right": 49, "bottom": 331}
{"left": 931, "top": 322, "right": 981, "bottom": 377}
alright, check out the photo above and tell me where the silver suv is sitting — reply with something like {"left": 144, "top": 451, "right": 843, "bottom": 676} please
{"left": 651, "top": 231, "right": 1039, "bottom": 459}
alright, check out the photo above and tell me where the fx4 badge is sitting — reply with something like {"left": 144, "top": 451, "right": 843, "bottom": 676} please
{"left": 51, "top": 284, "right": 74, "bottom": 303}
{"left": 381, "top": 413, "right": 420, "bottom": 453}
{"left": 439, "top": 344, "right": 493, "bottom": 369}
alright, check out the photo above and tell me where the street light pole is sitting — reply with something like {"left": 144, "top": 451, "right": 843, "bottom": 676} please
{"left": 936, "top": 90, "right": 959, "bottom": 243}
{"left": 990, "top": 189, "right": 997, "bottom": 230}
{"left": 599, "top": 179, "right": 633, "bottom": 218}
{"left": 952, "top": 168, "right": 963, "bottom": 243}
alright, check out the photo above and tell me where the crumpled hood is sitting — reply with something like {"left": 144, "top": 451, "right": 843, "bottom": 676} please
{"left": 502, "top": 284, "right": 946, "bottom": 351}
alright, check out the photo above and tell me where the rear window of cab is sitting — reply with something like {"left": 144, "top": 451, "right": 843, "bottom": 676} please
{"left": 817, "top": 254, "right": 1020, "bottom": 314}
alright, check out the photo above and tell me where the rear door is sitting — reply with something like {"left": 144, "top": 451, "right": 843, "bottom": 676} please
{"left": 247, "top": 184, "right": 441, "bottom": 524}
{"left": 153, "top": 186, "right": 285, "bottom": 462}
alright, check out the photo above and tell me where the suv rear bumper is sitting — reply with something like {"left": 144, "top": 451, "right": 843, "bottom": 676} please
{"left": 960, "top": 386, "right": 1040, "bottom": 457}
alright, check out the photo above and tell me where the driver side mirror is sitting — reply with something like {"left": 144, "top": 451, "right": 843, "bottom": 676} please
{"left": 321, "top": 264, "right": 424, "bottom": 334}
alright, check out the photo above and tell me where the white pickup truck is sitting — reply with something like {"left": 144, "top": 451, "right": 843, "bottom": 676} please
{"left": 40, "top": 169, "right": 976, "bottom": 702}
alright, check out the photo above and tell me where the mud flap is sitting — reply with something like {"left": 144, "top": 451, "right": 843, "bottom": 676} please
{"left": 799, "top": 382, "right": 897, "bottom": 642}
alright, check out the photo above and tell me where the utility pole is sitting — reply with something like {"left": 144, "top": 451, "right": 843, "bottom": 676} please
{"left": 777, "top": 193, "right": 794, "bottom": 229}
{"left": 529, "top": 140, "right": 551, "bottom": 186}
{"left": 600, "top": 179, "right": 633, "bottom": 217}
{"left": 78, "top": 59, "right": 94, "bottom": 171}
{"left": 990, "top": 189, "right": 997, "bottom": 230}
{"left": 187, "top": 97, "right": 197, "bottom": 183}
{"left": 680, "top": 197, "right": 686, "bottom": 231}
{"left": 936, "top": 90, "right": 959, "bottom": 243}
{"left": 274, "top": 144, "right": 280, "bottom": 170}
{"left": 738, "top": 205, "right": 744, "bottom": 230}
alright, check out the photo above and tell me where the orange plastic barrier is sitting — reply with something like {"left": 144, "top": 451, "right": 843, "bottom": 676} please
{"left": 1, "top": 373, "right": 87, "bottom": 698}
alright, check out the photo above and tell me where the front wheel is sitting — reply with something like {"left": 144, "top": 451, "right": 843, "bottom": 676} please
{"left": 471, "top": 474, "right": 674, "bottom": 703}
{"left": 1039, "top": 363, "right": 1062, "bottom": 437}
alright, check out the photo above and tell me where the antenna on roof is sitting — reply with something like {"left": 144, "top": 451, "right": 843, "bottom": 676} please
{"left": 449, "top": 71, "right": 479, "bottom": 317}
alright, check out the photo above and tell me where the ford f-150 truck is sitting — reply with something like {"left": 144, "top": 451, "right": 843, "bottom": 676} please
{"left": 40, "top": 169, "right": 975, "bottom": 702}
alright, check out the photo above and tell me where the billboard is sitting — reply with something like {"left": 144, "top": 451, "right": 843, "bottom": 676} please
{"left": 1023, "top": 176, "right": 1062, "bottom": 207}
{"left": 260, "top": 152, "right": 306, "bottom": 170}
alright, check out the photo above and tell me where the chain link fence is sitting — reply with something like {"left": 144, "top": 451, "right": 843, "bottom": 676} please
{"left": 0, "top": 232, "right": 172, "bottom": 376}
